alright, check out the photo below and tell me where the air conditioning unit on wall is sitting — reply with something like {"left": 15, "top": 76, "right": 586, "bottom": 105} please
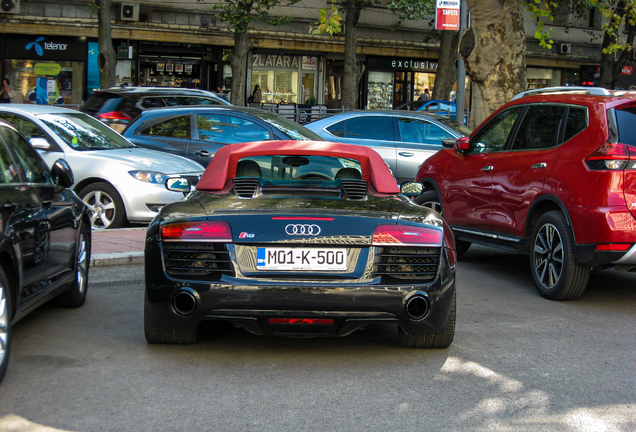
{"left": 559, "top": 43, "right": 572, "bottom": 55}
{"left": 120, "top": 3, "right": 139, "bottom": 21}
{"left": 1, "top": 0, "right": 20, "bottom": 14}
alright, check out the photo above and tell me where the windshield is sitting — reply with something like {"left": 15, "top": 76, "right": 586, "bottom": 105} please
{"left": 249, "top": 110, "right": 323, "bottom": 141}
{"left": 435, "top": 117, "right": 473, "bottom": 136}
{"left": 38, "top": 113, "right": 135, "bottom": 150}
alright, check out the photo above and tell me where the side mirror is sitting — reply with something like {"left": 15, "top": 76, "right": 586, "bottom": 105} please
{"left": 441, "top": 138, "right": 456, "bottom": 148}
{"left": 30, "top": 137, "right": 51, "bottom": 150}
{"left": 51, "top": 158, "right": 74, "bottom": 189}
{"left": 400, "top": 181, "right": 424, "bottom": 197}
{"left": 455, "top": 136, "right": 470, "bottom": 153}
{"left": 166, "top": 177, "right": 191, "bottom": 195}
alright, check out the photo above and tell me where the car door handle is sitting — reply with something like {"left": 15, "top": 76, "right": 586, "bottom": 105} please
{"left": 41, "top": 200, "right": 53, "bottom": 208}
{"left": 481, "top": 165, "right": 494, "bottom": 172}
{"left": 532, "top": 163, "right": 547, "bottom": 169}
{"left": 194, "top": 150, "right": 211, "bottom": 156}
{"left": 398, "top": 152, "right": 414, "bottom": 157}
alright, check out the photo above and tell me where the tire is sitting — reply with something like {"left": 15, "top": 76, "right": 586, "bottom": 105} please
{"left": 78, "top": 182, "right": 126, "bottom": 230}
{"left": 414, "top": 190, "right": 472, "bottom": 257}
{"left": 399, "top": 290, "right": 456, "bottom": 348}
{"left": 52, "top": 223, "right": 90, "bottom": 308}
{"left": 0, "top": 267, "right": 12, "bottom": 383}
{"left": 414, "top": 189, "right": 443, "bottom": 215}
{"left": 455, "top": 239, "right": 471, "bottom": 257}
{"left": 529, "top": 211, "right": 590, "bottom": 300}
{"left": 144, "top": 296, "right": 198, "bottom": 344}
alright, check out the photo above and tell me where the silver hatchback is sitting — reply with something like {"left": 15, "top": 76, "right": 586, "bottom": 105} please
{"left": 305, "top": 111, "right": 471, "bottom": 184}
{"left": 0, "top": 105, "right": 205, "bottom": 229}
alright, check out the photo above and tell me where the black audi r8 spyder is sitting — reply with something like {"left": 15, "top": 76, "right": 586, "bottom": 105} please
{"left": 144, "top": 141, "right": 457, "bottom": 348}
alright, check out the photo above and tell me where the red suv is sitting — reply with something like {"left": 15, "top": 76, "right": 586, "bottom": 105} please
{"left": 415, "top": 87, "right": 636, "bottom": 300}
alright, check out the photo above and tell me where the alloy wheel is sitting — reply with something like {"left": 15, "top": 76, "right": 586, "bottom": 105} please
{"left": 533, "top": 222, "right": 564, "bottom": 289}
{"left": 83, "top": 190, "right": 116, "bottom": 229}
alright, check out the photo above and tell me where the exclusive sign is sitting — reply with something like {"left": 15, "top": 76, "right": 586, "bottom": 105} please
{"left": 435, "top": 0, "right": 460, "bottom": 31}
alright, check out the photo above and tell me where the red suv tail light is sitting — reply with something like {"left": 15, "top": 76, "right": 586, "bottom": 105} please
{"left": 585, "top": 142, "right": 636, "bottom": 170}
{"left": 98, "top": 111, "right": 132, "bottom": 121}
{"left": 161, "top": 221, "right": 232, "bottom": 242}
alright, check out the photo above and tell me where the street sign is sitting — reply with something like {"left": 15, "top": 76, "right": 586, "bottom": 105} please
{"left": 435, "top": 0, "right": 460, "bottom": 31}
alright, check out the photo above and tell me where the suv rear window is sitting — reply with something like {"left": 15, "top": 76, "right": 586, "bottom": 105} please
{"left": 81, "top": 93, "right": 123, "bottom": 114}
{"left": 615, "top": 107, "right": 636, "bottom": 146}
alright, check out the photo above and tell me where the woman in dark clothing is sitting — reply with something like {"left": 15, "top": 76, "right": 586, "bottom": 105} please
{"left": 0, "top": 79, "right": 12, "bottom": 103}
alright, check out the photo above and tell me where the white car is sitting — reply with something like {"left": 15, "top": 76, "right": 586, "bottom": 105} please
{"left": 0, "top": 105, "right": 205, "bottom": 229}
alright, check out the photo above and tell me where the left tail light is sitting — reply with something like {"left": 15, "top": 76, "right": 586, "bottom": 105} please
{"left": 372, "top": 225, "right": 443, "bottom": 247}
{"left": 161, "top": 221, "right": 232, "bottom": 242}
{"left": 585, "top": 142, "right": 636, "bottom": 170}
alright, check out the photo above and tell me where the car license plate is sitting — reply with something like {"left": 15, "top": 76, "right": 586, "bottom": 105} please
{"left": 256, "top": 247, "right": 347, "bottom": 271}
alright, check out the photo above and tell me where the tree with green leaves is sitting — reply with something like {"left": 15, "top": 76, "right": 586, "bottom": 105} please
{"left": 527, "top": 0, "right": 636, "bottom": 89}
{"left": 314, "top": 0, "right": 437, "bottom": 109}
{"left": 214, "top": 0, "right": 300, "bottom": 106}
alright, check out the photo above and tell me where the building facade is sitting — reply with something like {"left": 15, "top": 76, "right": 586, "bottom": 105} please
{"left": 0, "top": 0, "right": 632, "bottom": 109}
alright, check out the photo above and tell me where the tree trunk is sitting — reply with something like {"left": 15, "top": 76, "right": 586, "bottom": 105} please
{"left": 460, "top": 0, "right": 526, "bottom": 127}
{"left": 97, "top": 0, "right": 116, "bottom": 89}
{"left": 342, "top": 0, "right": 362, "bottom": 109}
{"left": 432, "top": 30, "right": 458, "bottom": 102}
{"left": 599, "top": 20, "right": 635, "bottom": 89}
{"left": 230, "top": 30, "right": 251, "bottom": 107}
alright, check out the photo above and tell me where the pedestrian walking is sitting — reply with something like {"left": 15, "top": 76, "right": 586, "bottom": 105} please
{"left": 0, "top": 79, "right": 14, "bottom": 103}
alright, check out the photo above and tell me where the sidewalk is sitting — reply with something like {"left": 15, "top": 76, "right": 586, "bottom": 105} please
{"left": 90, "top": 227, "right": 146, "bottom": 267}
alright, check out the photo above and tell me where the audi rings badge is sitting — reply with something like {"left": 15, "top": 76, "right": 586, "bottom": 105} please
{"left": 285, "top": 224, "right": 321, "bottom": 236}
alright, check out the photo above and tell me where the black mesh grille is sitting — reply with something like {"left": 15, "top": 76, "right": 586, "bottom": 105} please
{"left": 163, "top": 242, "right": 234, "bottom": 277}
{"left": 341, "top": 180, "right": 368, "bottom": 200}
{"left": 181, "top": 175, "right": 200, "bottom": 186}
{"left": 233, "top": 178, "right": 259, "bottom": 198}
{"left": 373, "top": 247, "right": 439, "bottom": 282}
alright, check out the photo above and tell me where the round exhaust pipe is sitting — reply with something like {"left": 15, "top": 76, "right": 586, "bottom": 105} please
{"left": 405, "top": 294, "right": 430, "bottom": 320}
{"left": 172, "top": 289, "right": 198, "bottom": 316}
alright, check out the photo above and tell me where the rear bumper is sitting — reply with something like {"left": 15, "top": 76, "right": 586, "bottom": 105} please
{"left": 145, "top": 255, "right": 456, "bottom": 338}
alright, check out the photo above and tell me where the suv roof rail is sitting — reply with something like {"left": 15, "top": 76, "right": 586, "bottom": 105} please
{"left": 511, "top": 86, "right": 611, "bottom": 100}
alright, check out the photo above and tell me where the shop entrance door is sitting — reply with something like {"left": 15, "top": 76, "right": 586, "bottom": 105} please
{"left": 301, "top": 72, "right": 315, "bottom": 104}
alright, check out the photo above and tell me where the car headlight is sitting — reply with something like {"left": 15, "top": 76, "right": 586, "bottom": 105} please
{"left": 129, "top": 170, "right": 170, "bottom": 184}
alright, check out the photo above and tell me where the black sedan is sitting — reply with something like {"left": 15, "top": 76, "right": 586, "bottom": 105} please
{"left": 0, "top": 120, "right": 90, "bottom": 383}
{"left": 122, "top": 106, "right": 323, "bottom": 167}
{"left": 144, "top": 141, "right": 456, "bottom": 348}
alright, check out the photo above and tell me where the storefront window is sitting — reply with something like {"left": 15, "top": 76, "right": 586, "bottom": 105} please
{"left": 367, "top": 71, "right": 393, "bottom": 109}
{"left": 5, "top": 60, "right": 84, "bottom": 106}
{"left": 414, "top": 72, "right": 435, "bottom": 100}
{"left": 252, "top": 69, "right": 299, "bottom": 104}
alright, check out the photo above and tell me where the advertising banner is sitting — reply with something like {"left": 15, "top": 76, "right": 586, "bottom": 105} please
{"left": 435, "top": 0, "right": 460, "bottom": 31}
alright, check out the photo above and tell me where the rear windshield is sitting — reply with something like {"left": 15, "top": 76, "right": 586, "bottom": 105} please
{"left": 249, "top": 110, "right": 322, "bottom": 141}
{"left": 615, "top": 107, "right": 636, "bottom": 146}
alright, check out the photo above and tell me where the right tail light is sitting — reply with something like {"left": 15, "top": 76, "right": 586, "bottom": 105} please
{"left": 585, "top": 142, "right": 636, "bottom": 170}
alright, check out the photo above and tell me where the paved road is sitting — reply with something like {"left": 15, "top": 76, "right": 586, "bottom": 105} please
{"left": 1, "top": 246, "right": 635, "bottom": 431}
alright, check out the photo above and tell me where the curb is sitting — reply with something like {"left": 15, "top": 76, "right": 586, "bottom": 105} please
{"left": 90, "top": 252, "right": 144, "bottom": 267}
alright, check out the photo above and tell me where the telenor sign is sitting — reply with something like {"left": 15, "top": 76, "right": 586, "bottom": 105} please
{"left": 435, "top": 0, "right": 460, "bottom": 31}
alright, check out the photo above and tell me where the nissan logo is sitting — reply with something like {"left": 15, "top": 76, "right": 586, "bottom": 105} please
{"left": 285, "top": 224, "right": 321, "bottom": 236}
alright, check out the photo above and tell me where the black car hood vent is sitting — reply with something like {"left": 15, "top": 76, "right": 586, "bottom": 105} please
{"left": 341, "top": 180, "right": 368, "bottom": 200}
{"left": 233, "top": 178, "right": 260, "bottom": 198}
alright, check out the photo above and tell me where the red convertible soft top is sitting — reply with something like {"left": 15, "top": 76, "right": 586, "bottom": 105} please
{"left": 196, "top": 140, "right": 400, "bottom": 194}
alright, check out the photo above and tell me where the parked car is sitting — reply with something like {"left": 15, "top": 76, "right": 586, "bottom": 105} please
{"left": 144, "top": 141, "right": 457, "bottom": 348}
{"left": 304, "top": 111, "right": 472, "bottom": 184}
{"left": 396, "top": 100, "right": 458, "bottom": 120}
{"left": 121, "top": 106, "right": 323, "bottom": 167}
{"left": 80, "top": 87, "right": 232, "bottom": 132}
{"left": 0, "top": 105, "right": 205, "bottom": 230}
{"left": 0, "top": 120, "right": 91, "bottom": 383}
{"left": 415, "top": 86, "right": 636, "bottom": 300}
